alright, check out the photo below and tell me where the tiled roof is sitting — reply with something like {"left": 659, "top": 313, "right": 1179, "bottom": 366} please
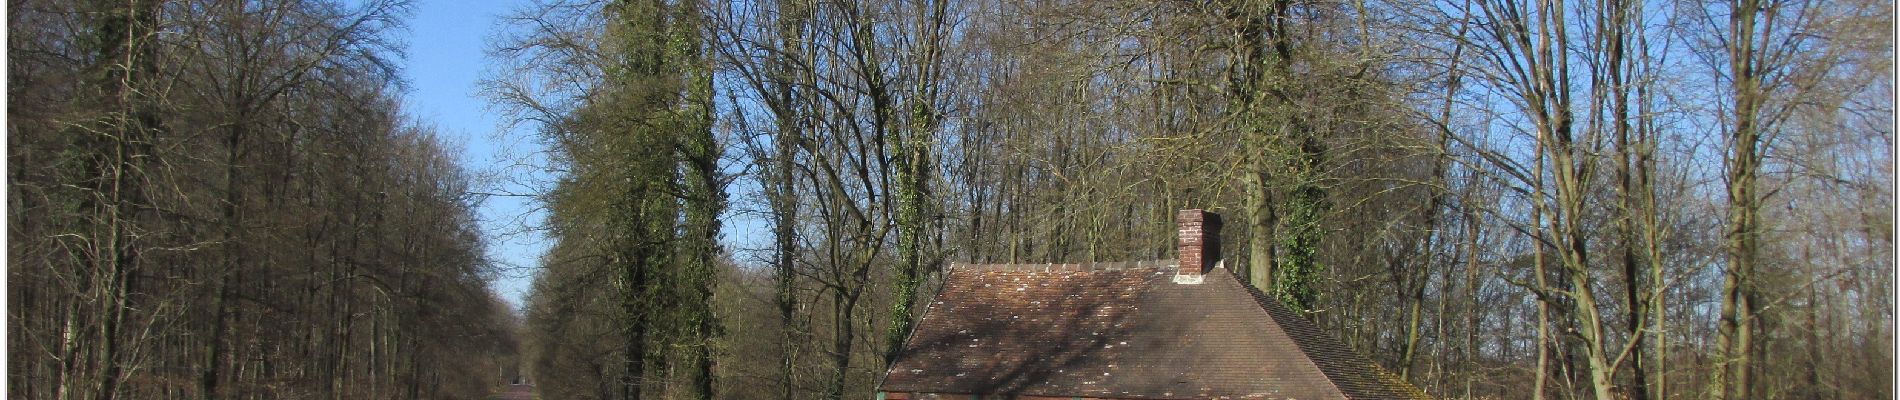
{"left": 878, "top": 261, "right": 1428, "bottom": 400}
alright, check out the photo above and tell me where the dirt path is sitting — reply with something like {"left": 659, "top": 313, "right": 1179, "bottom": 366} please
{"left": 492, "top": 384, "right": 534, "bottom": 400}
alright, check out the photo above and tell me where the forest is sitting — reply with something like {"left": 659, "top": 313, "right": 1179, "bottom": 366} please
{"left": 10, "top": 0, "right": 516, "bottom": 398}
{"left": 9, "top": 0, "right": 1893, "bottom": 399}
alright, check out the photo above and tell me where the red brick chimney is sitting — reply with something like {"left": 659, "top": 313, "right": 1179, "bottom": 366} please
{"left": 1176, "top": 209, "right": 1221, "bottom": 284}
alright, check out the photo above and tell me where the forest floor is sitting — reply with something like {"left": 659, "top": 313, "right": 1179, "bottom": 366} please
{"left": 491, "top": 384, "right": 534, "bottom": 400}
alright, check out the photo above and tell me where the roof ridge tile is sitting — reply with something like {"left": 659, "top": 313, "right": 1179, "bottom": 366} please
{"left": 949, "top": 259, "right": 1179, "bottom": 273}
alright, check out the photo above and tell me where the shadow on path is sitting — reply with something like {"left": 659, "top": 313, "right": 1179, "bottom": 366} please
{"left": 491, "top": 384, "right": 534, "bottom": 400}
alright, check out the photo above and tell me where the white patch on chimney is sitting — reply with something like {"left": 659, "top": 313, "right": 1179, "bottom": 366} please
{"left": 1173, "top": 274, "right": 1204, "bottom": 284}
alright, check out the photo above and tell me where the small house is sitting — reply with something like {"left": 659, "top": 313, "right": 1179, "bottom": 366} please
{"left": 877, "top": 209, "right": 1429, "bottom": 399}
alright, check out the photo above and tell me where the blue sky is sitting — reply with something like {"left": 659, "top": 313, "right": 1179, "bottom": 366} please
{"left": 397, "top": 0, "right": 779, "bottom": 313}
{"left": 397, "top": 0, "right": 543, "bottom": 311}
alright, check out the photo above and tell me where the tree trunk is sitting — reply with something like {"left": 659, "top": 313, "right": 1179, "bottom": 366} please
{"left": 1715, "top": 1, "right": 1767, "bottom": 398}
